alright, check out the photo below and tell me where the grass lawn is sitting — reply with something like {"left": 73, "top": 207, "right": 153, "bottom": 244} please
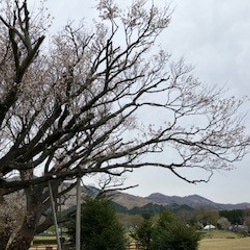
{"left": 32, "top": 235, "right": 58, "bottom": 246}
{"left": 34, "top": 235, "right": 56, "bottom": 240}
{"left": 199, "top": 230, "right": 250, "bottom": 250}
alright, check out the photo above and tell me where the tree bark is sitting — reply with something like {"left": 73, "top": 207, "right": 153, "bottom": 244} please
{"left": 7, "top": 211, "right": 37, "bottom": 250}
{"left": 0, "top": 232, "right": 10, "bottom": 249}
{"left": 7, "top": 186, "right": 43, "bottom": 250}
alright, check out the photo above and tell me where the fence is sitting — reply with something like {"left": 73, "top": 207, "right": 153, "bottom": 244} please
{"left": 128, "top": 242, "right": 144, "bottom": 250}
{"left": 29, "top": 246, "right": 58, "bottom": 250}
{"left": 29, "top": 242, "right": 143, "bottom": 250}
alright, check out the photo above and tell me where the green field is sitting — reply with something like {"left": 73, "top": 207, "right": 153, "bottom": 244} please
{"left": 199, "top": 230, "right": 250, "bottom": 250}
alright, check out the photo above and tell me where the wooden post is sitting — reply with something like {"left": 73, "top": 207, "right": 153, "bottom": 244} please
{"left": 48, "top": 181, "right": 62, "bottom": 250}
{"left": 75, "top": 176, "right": 81, "bottom": 250}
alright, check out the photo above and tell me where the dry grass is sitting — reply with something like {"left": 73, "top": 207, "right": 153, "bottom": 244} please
{"left": 201, "top": 230, "right": 239, "bottom": 239}
{"left": 199, "top": 230, "right": 250, "bottom": 250}
{"left": 199, "top": 238, "right": 250, "bottom": 250}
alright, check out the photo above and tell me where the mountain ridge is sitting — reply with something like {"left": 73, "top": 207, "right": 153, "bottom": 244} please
{"left": 143, "top": 192, "right": 250, "bottom": 210}
{"left": 60, "top": 183, "right": 250, "bottom": 211}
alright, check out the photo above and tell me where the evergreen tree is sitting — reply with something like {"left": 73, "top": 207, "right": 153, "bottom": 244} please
{"left": 151, "top": 211, "right": 200, "bottom": 250}
{"left": 130, "top": 214, "right": 154, "bottom": 250}
{"left": 66, "top": 196, "right": 127, "bottom": 250}
{"left": 132, "top": 210, "right": 200, "bottom": 250}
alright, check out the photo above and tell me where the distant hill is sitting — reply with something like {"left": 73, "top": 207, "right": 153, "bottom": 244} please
{"left": 145, "top": 193, "right": 215, "bottom": 208}
{"left": 110, "top": 200, "right": 194, "bottom": 216}
{"left": 112, "top": 191, "right": 154, "bottom": 209}
{"left": 145, "top": 193, "right": 250, "bottom": 211}
{"left": 59, "top": 183, "right": 250, "bottom": 211}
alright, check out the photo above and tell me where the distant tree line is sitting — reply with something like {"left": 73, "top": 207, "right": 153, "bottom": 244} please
{"left": 219, "top": 209, "right": 245, "bottom": 225}
{"left": 110, "top": 200, "right": 250, "bottom": 230}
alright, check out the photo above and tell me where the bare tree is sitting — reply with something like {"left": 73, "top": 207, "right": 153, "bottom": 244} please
{"left": 0, "top": 0, "right": 249, "bottom": 248}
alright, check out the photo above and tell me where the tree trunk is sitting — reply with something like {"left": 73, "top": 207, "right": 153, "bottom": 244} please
{"left": 7, "top": 186, "right": 43, "bottom": 250}
{"left": 0, "top": 231, "right": 10, "bottom": 249}
{"left": 7, "top": 212, "right": 37, "bottom": 250}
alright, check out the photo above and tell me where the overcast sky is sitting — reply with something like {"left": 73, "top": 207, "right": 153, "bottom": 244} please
{"left": 42, "top": 0, "right": 250, "bottom": 204}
